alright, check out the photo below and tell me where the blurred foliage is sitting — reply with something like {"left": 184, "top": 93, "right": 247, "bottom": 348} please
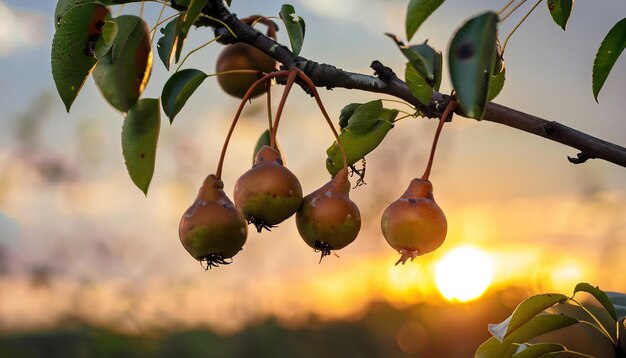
{"left": 0, "top": 294, "right": 517, "bottom": 358}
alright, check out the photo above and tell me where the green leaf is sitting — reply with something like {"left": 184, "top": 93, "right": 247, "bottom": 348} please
{"left": 475, "top": 337, "right": 518, "bottom": 358}
{"left": 176, "top": 0, "right": 208, "bottom": 63}
{"left": 538, "top": 351, "right": 594, "bottom": 357}
{"left": 606, "top": 292, "right": 626, "bottom": 320}
{"left": 405, "top": 0, "right": 444, "bottom": 41}
{"left": 405, "top": 62, "right": 433, "bottom": 105}
{"left": 448, "top": 11, "right": 498, "bottom": 119}
{"left": 504, "top": 315, "right": 579, "bottom": 345}
{"left": 161, "top": 69, "right": 208, "bottom": 123}
{"left": 101, "top": 20, "right": 118, "bottom": 45}
{"left": 346, "top": 100, "right": 384, "bottom": 133}
{"left": 489, "top": 294, "right": 568, "bottom": 341}
{"left": 122, "top": 98, "right": 161, "bottom": 195}
{"left": 573, "top": 283, "right": 618, "bottom": 321}
{"left": 94, "top": 20, "right": 118, "bottom": 58}
{"left": 387, "top": 35, "right": 442, "bottom": 90}
{"left": 157, "top": 15, "right": 183, "bottom": 70}
{"left": 338, "top": 103, "right": 362, "bottom": 129}
{"left": 326, "top": 110, "right": 397, "bottom": 176}
{"left": 252, "top": 130, "right": 271, "bottom": 164}
{"left": 592, "top": 18, "right": 626, "bottom": 102}
{"left": 54, "top": 0, "right": 113, "bottom": 29}
{"left": 92, "top": 15, "right": 153, "bottom": 112}
{"left": 512, "top": 343, "right": 565, "bottom": 358}
{"left": 225, "top": 0, "right": 232, "bottom": 6}
{"left": 51, "top": 3, "right": 109, "bottom": 112}
{"left": 279, "top": 4, "right": 306, "bottom": 57}
{"left": 409, "top": 42, "right": 443, "bottom": 90}
{"left": 487, "top": 65, "right": 506, "bottom": 101}
{"left": 546, "top": 0, "right": 573, "bottom": 31}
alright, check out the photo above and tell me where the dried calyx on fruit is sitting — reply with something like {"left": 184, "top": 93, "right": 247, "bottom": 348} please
{"left": 234, "top": 145, "right": 303, "bottom": 232}
{"left": 381, "top": 178, "right": 446, "bottom": 265}
{"left": 296, "top": 167, "right": 361, "bottom": 262}
{"left": 215, "top": 16, "right": 277, "bottom": 99}
{"left": 179, "top": 174, "right": 247, "bottom": 269}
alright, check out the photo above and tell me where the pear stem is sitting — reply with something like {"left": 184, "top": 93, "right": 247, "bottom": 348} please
{"left": 242, "top": 15, "right": 278, "bottom": 40}
{"left": 421, "top": 101, "right": 457, "bottom": 181}
{"left": 270, "top": 68, "right": 299, "bottom": 149}
{"left": 295, "top": 70, "right": 349, "bottom": 172}
{"left": 266, "top": 78, "right": 273, "bottom": 136}
{"left": 215, "top": 70, "right": 289, "bottom": 179}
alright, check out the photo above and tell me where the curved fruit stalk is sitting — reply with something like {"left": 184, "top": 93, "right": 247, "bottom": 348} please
{"left": 381, "top": 178, "right": 447, "bottom": 265}
{"left": 234, "top": 145, "right": 303, "bottom": 232}
{"left": 179, "top": 174, "right": 248, "bottom": 269}
{"left": 296, "top": 168, "right": 361, "bottom": 262}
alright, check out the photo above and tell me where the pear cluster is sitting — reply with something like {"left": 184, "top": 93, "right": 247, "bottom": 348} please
{"left": 179, "top": 146, "right": 362, "bottom": 268}
{"left": 179, "top": 35, "right": 450, "bottom": 269}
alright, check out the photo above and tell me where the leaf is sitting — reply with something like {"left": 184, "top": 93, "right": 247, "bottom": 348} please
{"left": 122, "top": 98, "right": 161, "bottom": 195}
{"left": 93, "top": 15, "right": 153, "bottom": 112}
{"left": 487, "top": 65, "right": 506, "bottom": 101}
{"left": 175, "top": 0, "right": 208, "bottom": 63}
{"left": 252, "top": 130, "right": 271, "bottom": 164}
{"left": 94, "top": 20, "right": 118, "bottom": 58}
{"left": 157, "top": 15, "right": 184, "bottom": 70}
{"left": 573, "top": 283, "right": 618, "bottom": 321}
{"left": 512, "top": 343, "right": 565, "bottom": 358}
{"left": 346, "top": 100, "right": 384, "bottom": 133}
{"left": 405, "top": 0, "right": 444, "bottom": 41}
{"left": 338, "top": 103, "right": 362, "bottom": 129}
{"left": 225, "top": 0, "right": 232, "bottom": 6}
{"left": 279, "top": 4, "right": 306, "bottom": 57}
{"left": 405, "top": 62, "right": 433, "bottom": 105}
{"left": 592, "top": 18, "right": 626, "bottom": 102}
{"left": 51, "top": 3, "right": 109, "bottom": 112}
{"left": 54, "top": 0, "right": 113, "bottom": 29}
{"left": 546, "top": 0, "right": 573, "bottom": 31}
{"left": 538, "top": 351, "right": 594, "bottom": 358}
{"left": 489, "top": 293, "right": 568, "bottom": 340}
{"left": 161, "top": 69, "right": 208, "bottom": 123}
{"left": 387, "top": 35, "right": 442, "bottom": 90}
{"left": 326, "top": 110, "right": 397, "bottom": 176}
{"left": 409, "top": 42, "right": 443, "bottom": 90}
{"left": 606, "top": 291, "right": 626, "bottom": 320}
{"left": 448, "top": 11, "right": 498, "bottom": 119}
{"left": 475, "top": 337, "right": 518, "bottom": 358}
{"left": 503, "top": 314, "right": 579, "bottom": 345}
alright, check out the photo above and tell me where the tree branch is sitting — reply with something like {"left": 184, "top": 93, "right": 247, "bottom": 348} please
{"left": 193, "top": 0, "right": 626, "bottom": 168}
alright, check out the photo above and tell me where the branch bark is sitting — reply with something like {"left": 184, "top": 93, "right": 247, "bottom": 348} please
{"left": 194, "top": 0, "right": 626, "bottom": 168}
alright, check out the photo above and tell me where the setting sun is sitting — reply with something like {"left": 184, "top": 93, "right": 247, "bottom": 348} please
{"left": 435, "top": 246, "right": 494, "bottom": 302}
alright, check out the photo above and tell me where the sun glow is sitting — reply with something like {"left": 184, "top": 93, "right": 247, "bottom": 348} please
{"left": 435, "top": 246, "right": 494, "bottom": 302}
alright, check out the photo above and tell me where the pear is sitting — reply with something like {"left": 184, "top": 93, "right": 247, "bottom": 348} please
{"left": 296, "top": 168, "right": 361, "bottom": 261}
{"left": 179, "top": 174, "right": 247, "bottom": 268}
{"left": 234, "top": 146, "right": 303, "bottom": 232}
{"left": 381, "top": 178, "right": 447, "bottom": 265}
{"left": 215, "top": 43, "right": 276, "bottom": 99}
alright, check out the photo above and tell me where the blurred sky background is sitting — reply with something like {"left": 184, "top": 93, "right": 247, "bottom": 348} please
{"left": 0, "top": 0, "right": 625, "bottom": 355}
